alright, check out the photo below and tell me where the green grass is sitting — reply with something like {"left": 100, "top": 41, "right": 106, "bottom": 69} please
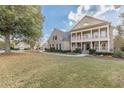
{"left": 0, "top": 52, "right": 124, "bottom": 88}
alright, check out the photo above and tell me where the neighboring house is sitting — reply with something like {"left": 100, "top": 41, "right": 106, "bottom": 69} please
{"left": 47, "top": 16, "right": 118, "bottom": 52}
{"left": 41, "top": 43, "right": 48, "bottom": 51}
{"left": 48, "top": 28, "right": 70, "bottom": 50}
{"left": 70, "top": 16, "right": 114, "bottom": 52}
{"left": 15, "top": 42, "right": 30, "bottom": 50}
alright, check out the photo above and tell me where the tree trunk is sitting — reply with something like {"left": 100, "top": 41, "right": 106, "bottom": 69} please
{"left": 4, "top": 31, "right": 11, "bottom": 53}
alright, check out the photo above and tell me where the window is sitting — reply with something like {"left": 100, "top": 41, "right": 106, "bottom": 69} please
{"left": 92, "top": 29, "right": 99, "bottom": 39}
{"left": 101, "top": 42, "right": 108, "bottom": 50}
{"left": 53, "top": 35, "right": 57, "bottom": 41}
{"left": 56, "top": 44, "right": 58, "bottom": 50}
{"left": 59, "top": 44, "right": 61, "bottom": 50}
{"left": 52, "top": 44, "right": 54, "bottom": 47}
{"left": 100, "top": 27, "right": 107, "bottom": 38}
{"left": 55, "top": 35, "right": 57, "bottom": 40}
{"left": 93, "top": 42, "right": 99, "bottom": 50}
{"left": 72, "top": 43, "right": 76, "bottom": 47}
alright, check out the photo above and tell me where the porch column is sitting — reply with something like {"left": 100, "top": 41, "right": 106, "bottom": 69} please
{"left": 81, "top": 32, "right": 83, "bottom": 40}
{"left": 98, "top": 41, "right": 101, "bottom": 51}
{"left": 91, "top": 29, "right": 92, "bottom": 40}
{"left": 98, "top": 27, "right": 101, "bottom": 39}
{"left": 81, "top": 32, "right": 83, "bottom": 41}
{"left": 84, "top": 43, "right": 86, "bottom": 51}
{"left": 108, "top": 41, "right": 110, "bottom": 52}
{"left": 98, "top": 28, "right": 101, "bottom": 51}
{"left": 107, "top": 25, "right": 110, "bottom": 52}
{"left": 81, "top": 42, "right": 82, "bottom": 51}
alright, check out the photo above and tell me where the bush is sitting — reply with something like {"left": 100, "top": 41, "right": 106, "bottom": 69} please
{"left": 10, "top": 47, "right": 20, "bottom": 50}
{"left": 89, "top": 49, "right": 96, "bottom": 54}
{"left": 113, "top": 50, "right": 124, "bottom": 58}
{"left": 121, "top": 47, "right": 124, "bottom": 51}
{"left": 73, "top": 48, "right": 82, "bottom": 53}
{"left": 24, "top": 48, "right": 30, "bottom": 50}
{"left": 95, "top": 52, "right": 113, "bottom": 56}
{"left": 50, "top": 47, "right": 55, "bottom": 52}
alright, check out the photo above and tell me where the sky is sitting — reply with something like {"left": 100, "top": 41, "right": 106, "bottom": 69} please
{"left": 41, "top": 5, "right": 124, "bottom": 43}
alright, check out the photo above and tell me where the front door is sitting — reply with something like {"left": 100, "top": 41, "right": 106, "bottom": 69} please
{"left": 86, "top": 43, "right": 90, "bottom": 50}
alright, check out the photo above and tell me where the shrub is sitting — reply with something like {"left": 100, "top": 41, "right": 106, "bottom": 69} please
{"left": 113, "top": 50, "right": 124, "bottom": 58}
{"left": 24, "top": 48, "right": 30, "bottom": 50}
{"left": 89, "top": 49, "right": 96, "bottom": 54}
{"left": 95, "top": 52, "right": 113, "bottom": 56}
{"left": 10, "top": 47, "right": 20, "bottom": 50}
{"left": 121, "top": 47, "right": 124, "bottom": 51}
{"left": 50, "top": 47, "right": 55, "bottom": 52}
{"left": 73, "top": 48, "right": 82, "bottom": 53}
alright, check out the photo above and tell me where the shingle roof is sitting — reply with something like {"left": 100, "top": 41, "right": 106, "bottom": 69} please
{"left": 70, "top": 15, "right": 111, "bottom": 32}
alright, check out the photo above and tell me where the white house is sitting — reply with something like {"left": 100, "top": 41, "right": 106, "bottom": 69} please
{"left": 48, "top": 16, "right": 119, "bottom": 52}
{"left": 47, "top": 28, "right": 70, "bottom": 51}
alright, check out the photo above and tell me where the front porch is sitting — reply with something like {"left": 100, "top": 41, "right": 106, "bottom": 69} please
{"left": 71, "top": 41, "right": 109, "bottom": 52}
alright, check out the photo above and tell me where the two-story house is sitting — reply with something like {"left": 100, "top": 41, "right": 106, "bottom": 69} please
{"left": 48, "top": 28, "right": 70, "bottom": 50}
{"left": 70, "top": 16, "right": 114, "bottom": 52}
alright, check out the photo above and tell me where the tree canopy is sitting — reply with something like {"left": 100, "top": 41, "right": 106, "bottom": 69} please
{"left": 0, "top": 6, "right": 44, "bottom": 52}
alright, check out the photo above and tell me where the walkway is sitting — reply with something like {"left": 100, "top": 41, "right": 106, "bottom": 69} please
{"left": 40, "top": 51, "right": 89, "bottom": 57}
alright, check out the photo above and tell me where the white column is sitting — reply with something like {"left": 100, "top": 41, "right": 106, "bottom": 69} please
{"left": 84, "top": 43, "right": 86, "bottom": 51}
{"left": 81, "top": 42, "right": 82, "bottom": 50}
{"left": 90, "top": 29, "right": 93, "bottom": 49}
{"left": 107, "top": 25, "right": 110, "bottom": 52}
{"left": 81, "top": 32, "right": 83, "bottom": 41}
{"left": 99, "top": 41, "right": 101, "bottom": 51}
{"left": 91, "top": 29, "right": 92, "bottom": 40}
{"left": 99, "top": 27, "right": 101, "bottom": 39}
{"left": 71, "top": 43, "right": 72, "bottom": 51}
{"left": 98, "top": 28, "right": 101, "bottom": 51}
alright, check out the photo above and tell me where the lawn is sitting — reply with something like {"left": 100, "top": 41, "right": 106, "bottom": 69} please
{"left": 0, "top": 52, "right": 124, "bottom": 88}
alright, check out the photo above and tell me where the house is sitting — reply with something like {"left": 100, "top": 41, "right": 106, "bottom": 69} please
{"left": 41, "top": 43, "right": 48, "bottom": 51}
{"left": 47, "top": 16, "right": 117, "bottom": 52}
{"left": 70, "top": 16, "right": 114, "bottom": 52}
{"left": 47, "top": 28, "right": 70, "bottom": 50}
{"left": 14, "top": 42, "right": 30, "bottom": 50}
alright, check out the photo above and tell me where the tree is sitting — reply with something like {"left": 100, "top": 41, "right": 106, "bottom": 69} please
{"left": 114, "top": 35, "right": 124, "bottom": 50}
{"left": 0, "top": 6, "right": 44, "bottom": 52}
{"left": 114, "top": 13, "right": 124, "bottom": 51}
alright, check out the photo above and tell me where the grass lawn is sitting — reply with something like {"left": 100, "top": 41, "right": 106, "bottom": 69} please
{"left": 0, "top": 52, "right": 124, "bottom": 88}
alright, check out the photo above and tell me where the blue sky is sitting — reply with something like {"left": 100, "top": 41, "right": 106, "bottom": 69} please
{"left": 42, "top": 5, "right": 78, "bottom": 38}
{"left": 41, "top": 5, "right": 124, "bottom": 42}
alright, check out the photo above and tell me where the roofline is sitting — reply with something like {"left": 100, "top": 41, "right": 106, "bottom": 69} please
{"left": 70, "top": 15, "right": 111, "bottom": 32}
{"left": 71, "top": 22, "right": 111, "bottom": 32}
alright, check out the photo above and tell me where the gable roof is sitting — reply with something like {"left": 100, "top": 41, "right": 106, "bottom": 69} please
{"left": 48, "top": 28, "right": 70, "bottom": 42}
{"left": 70, "top": 15, "right": 111, "bottom": 32}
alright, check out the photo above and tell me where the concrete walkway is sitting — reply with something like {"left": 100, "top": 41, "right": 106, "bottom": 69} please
{"left": 40, "top": 51, "right": 89, "bottom": 57}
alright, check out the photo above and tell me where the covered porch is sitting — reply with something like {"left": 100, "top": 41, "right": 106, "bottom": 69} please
{"left": 71, "top": 41, "right": 109, "bottom": 52}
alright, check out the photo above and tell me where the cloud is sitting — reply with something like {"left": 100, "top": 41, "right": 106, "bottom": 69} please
{"left": 68, "top": 5, "right": 121, "bottom": 23}
{"left": 69, "top": 21, "right": 73, "bottom": 26}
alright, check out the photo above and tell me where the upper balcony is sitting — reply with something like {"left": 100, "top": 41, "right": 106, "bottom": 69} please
{"left": 71, "top": 26, "right": 109, "bottom": 42}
